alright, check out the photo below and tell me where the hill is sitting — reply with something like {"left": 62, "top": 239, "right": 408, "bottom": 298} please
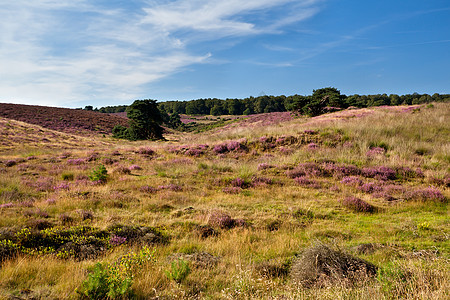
{"left": 0, "top": 117, "right": 114, "bottom": 154}
{"left": 0, "top": 103, "right": 128, "bottom": 135}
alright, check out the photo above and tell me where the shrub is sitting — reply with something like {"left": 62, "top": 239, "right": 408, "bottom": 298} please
{"left": 361, "top": 166, "right": 396, "bottom": 181}
{"left": 79, "top": 210, "right": 94, "bottom": 221}
{"left": 77, "top": 246, "right": 155, "bottom": 299}
{"left": 251, "top": 176, "right": 273, "bottom": 186}
{"left": 290, "top": 244, "right": 377, "bottom": 287}
{"left": 213, "top": 143, "right": 228, "bottom": 154}
{"left": 53, "top": 183, "right": 70, "bottom": 191}
{"left": 89, "top": 164, "right": 108, "bottom": 183}
{"left": 114, "top": 166, "right": 131, "bottom": 175}
{"left": 286, "top": 163, "right": 331, "bottom": 178}
{"left": 140, "top": 185, "right": 158, "bottom": 193}
{"left": 109, "top": 235, "right": 127, "bottom": 246}
{"left": 137, "top": 147, "right": 155, "bottom": 156}
{"left": 158, "top": 184, "right": 182, "bottom": 192}
{"left": 405, "top": 187, "right": 446, "bottom": 202}
{"left": 307, "top": 143, "right": 319, "bottom": 150}
{"left": 359, "top": 182, "right": 384, "bottom": 194}
{"left": 257, "top": 163, "right": 273, "bottom": 171}
{"left": 0, "top": 239, "right": 19, "bottom": 263}
{"left": 341, "top": 176, "right": 363, "bottom": 186}
{"left": 165, "top": 259, "right": 191, "bottom": 283}
{"left": 59, "top": 213, "right": 74, "bottom": 225}
{"left": 5, "top": 160, "right": 16, "bottom": 167}
{"left": 341, "top": 196, "right": 376, "bottom": 213}
{"left": 294, "top": 176, "right": 321, "bottom": 189}
{"left": 77, "top": 263, "right": 111, "bottom": 299}
{"left": 231, "top": 177, "right": 252, "bottom": 189}
{"left": 102, "top": 158, "right": 115, "bottom": 165}
{"left": 208, "top": 211, "right": 236, "bottom": 229}
{"left": 366, "top": 147, "right": 385, "bottom": 157}
{"left": 61, "top": 172, "right": 74, "bottom": 181}
{"left": 112, "top": 124, "right": 132, "bottom": 140}
{"left": 129, "top": 165, "right": 142, "bottom": 171}
{"left": 68, "top": 158, "right": 86, "bottom": 165}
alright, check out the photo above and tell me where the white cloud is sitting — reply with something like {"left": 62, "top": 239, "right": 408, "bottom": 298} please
{"left": 0, "top": 0, "right": 320, "bottom": 107}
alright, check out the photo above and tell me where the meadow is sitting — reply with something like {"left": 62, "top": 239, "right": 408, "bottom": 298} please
{"left": 0, "top": 103, "right": 448, "bottom": 299}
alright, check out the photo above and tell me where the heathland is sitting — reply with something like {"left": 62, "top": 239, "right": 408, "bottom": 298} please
{"left": 0, "top": 102, "right": 448, "bottom": 299}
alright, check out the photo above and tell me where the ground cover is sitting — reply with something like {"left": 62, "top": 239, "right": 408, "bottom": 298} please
{"left": 0, "top": 103, "right": 448, "bottom": 299}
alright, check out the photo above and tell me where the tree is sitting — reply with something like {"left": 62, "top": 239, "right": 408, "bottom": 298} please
{"left": 112, "top": 100, "right": 164, "bottom": 140}
{"left": 302, "top": 87, "right": 345, "bottom": 116}
{"left": 210, "top": 104, "right": 225, "bottom": 116}
{"left": 226, "top": 99, "right": 241, "bottom": 115}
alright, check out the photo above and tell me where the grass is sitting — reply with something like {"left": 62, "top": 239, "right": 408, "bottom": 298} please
{"left": 0, "top": 103, "right": 448, "bottom": 299}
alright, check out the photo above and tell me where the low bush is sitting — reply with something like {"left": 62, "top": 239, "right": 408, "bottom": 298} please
{"left": 341, "top": 196, "right": 376, "bottom": 213}
{"left": 77, "top": 246, "right": 155, "bottom": 299}
{"left": 165, "top": 258, "right": 191, "bottom": 283}
{"left": 61, "top": 172, "right": 74, "bottom": 181}
{"left": 89, "top": 164, "right": 108, "bottom": 183}
{"left": 290, "top": 244, "right": 377, "bottom": 287}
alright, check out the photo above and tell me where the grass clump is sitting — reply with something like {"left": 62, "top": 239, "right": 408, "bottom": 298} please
{"left": 165, "top": 258, "right": 191, "bottom": 284}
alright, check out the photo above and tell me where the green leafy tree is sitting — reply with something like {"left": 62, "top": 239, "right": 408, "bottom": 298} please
{"left": 302, "top": 87, "right": 346, "bottom": 116}
{"left": 226, "top": 99, "right": 242, "bottom": 115}
{"left": 210, "top": 104, "right": 225, "bottom": 116}
{"left": 126, "top": 99, "right": 164, "bottom": 140}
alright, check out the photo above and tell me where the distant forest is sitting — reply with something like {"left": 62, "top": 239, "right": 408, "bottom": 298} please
{"left": 94, "top": 89, "right": 450, "bottom": 116}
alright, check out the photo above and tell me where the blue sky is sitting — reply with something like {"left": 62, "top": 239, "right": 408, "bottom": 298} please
{"left": 0, "top": 0, "right": 449, "bottom": 108}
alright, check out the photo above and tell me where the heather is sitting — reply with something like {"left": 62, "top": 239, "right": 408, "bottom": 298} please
{"left": 0, "top": 103, "right": 448, "bottom": 299}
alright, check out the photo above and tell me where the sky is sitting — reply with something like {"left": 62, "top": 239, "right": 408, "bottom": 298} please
{"left": 0, "top": 0, "right": 449, "bottom": 108}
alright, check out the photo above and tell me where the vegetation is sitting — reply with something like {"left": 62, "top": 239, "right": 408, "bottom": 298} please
{"left": 96, "top": 89, "right": 450, "bottom": 118}
{"left": 112, "top": 99, "right": 164, "bottom": 140}
{"left": 0, "top": 101, "right": 448, "bottom": 299}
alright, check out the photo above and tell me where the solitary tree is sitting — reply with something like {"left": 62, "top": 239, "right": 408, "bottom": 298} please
{"left": 127, "top": 100, "right": 164, "bottom": 140}
{"left": 113, "top": 99, "right": 164, "bottom": 140}
{"left": 301, "top": 87, "right": 346, "bottom": 116}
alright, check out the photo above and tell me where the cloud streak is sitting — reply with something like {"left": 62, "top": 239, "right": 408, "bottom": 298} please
{"left": 0, "top": 0, "right": 320, "bottom": 107}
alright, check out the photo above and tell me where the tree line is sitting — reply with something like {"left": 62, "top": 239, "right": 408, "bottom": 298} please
{"left": 107, "top": 88, "right": 449, "bottom": 141}
{"left": 93, "top": 89, "right": 449, "bottom": 117}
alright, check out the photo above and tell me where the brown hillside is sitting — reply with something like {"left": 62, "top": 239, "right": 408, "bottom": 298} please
{"left": 0, "top": 103, "right": 128, "bottom": 135}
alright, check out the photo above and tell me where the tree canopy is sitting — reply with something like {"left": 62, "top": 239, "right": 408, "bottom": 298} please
{"left": 113, "top": 99, "right": 164, "bottom": 140}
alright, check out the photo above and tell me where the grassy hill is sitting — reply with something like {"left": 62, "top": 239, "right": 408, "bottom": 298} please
{"left": 0, "top": 103, "right": 128, "bottom": 135}
{"left": 0, "top": 103, "right": 448, "bottom": 299}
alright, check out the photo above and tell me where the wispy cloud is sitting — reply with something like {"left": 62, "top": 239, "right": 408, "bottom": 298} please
{"left": 0, "top": 0, "right": 320, "bottom": 106}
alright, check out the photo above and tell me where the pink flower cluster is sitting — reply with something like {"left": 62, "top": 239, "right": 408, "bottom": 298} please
{"left": 366, "top": 147, "right": 386, "bottom": 157}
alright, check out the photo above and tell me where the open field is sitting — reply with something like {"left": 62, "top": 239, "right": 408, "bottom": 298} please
{"left": 0, "top": 103, "right": 448, "bottom": 299}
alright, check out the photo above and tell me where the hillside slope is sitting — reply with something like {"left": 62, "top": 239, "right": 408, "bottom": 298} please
{"left": 0, "top": 103, "right": 128, "bottom": 135}
{"left": 0, "top": 117, "right": 113, "bottom": 153}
